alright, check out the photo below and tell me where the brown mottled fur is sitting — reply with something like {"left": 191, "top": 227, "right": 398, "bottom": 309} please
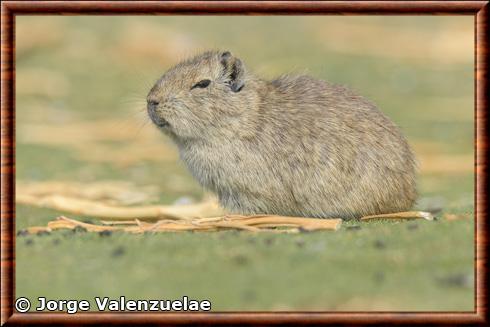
{"left": 147, "top": 50, "right": 417, "bottom": 219}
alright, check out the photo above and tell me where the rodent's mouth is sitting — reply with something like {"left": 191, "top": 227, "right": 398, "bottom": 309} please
{"left": 156, "top": 119, "right": 170, "bottom": 128}
{"left": 148, "top": 108, "right": 171, "bottom": 128}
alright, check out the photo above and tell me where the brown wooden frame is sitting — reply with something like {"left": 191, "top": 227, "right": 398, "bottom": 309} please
{"left": 1, "top": 0, "right": 488, "bottom": 325}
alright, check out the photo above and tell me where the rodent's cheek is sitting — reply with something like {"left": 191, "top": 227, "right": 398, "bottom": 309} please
{"left": 146, "top": 103, "right": 156, "bottom": 116}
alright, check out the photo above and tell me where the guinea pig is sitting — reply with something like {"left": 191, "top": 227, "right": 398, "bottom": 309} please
{"left": 147, "top": 50, "right": 417, "bottom": 219}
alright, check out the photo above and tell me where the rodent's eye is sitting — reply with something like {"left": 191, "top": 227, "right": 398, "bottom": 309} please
{"left": 191, "top": 79, "right": 211, "bottom": 90}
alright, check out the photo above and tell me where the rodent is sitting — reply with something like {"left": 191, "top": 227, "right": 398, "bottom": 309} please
{"left": 147, "top": 50, "right": 417, "bottom": 219}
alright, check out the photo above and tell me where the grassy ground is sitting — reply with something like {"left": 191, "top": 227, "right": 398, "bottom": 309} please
{"left": 15, "top": 16, "right": 474, "bottom": 311}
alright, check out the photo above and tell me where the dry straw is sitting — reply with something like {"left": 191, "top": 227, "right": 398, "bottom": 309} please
{"left": 17, "top": 180, "right": 434, "bottom": 235}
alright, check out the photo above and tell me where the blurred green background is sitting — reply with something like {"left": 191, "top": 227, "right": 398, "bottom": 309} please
{"left": 15, "top": 16, "right": 474, "bottom": 311}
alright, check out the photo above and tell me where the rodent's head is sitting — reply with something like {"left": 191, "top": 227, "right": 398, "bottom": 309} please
{"left": 147, "top": 50, "right": 260, "bottom": 142}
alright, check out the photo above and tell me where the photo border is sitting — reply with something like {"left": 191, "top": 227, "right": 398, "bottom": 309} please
{"left": 1, "top": 1, "right": 488, "bottom": 325}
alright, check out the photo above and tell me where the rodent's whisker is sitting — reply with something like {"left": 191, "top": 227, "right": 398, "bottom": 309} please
{"left": 120, "top": 97, "right": 146, "bottom": 106}
{"left": 132, "top": 71, "right": 161, "bottom": 94}
{"left": 133, "top": 118, "right": 152, "bottom": 137}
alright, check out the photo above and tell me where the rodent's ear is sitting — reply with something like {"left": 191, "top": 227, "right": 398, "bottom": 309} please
{"left": 220, "top": 51, "right": 245, "bottom": 92}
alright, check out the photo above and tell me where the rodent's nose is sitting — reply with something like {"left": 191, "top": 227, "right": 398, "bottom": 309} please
{"left": 147, "top": 99, "right": 160, "bottom": 108}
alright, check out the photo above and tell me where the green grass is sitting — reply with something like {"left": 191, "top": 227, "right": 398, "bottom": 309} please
{"left": 15, "top": 16, "right": 474, "bottom": 311}
{"left": 16, "top": 209, "right": 474, "bottom": 311}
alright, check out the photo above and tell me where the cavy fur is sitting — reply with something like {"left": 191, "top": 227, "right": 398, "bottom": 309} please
{"left": 147, "top": 50, "right": 417, "bottom": 219}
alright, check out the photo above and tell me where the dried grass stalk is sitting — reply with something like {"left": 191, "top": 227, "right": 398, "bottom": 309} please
{"left": 360, "top": 211, "right": 434, "bottom": 221}
{"left": 26, "top": 226, "right": 52, "bottom": 234}
{"left": 23, "top": 214, "right": 342, "bottom": 235}
{"left": 17, "top": 180, "right": 159, "bottom": 205}
{"left": 16, "top": 194, "right": 224, "bottom": 220}
{"left": 444, "top": 213, "right": 472, "bottom": 221}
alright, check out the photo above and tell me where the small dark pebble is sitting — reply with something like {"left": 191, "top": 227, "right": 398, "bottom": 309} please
{"left": 295, "top": 239, "right": 305, "bottom": 248}
{"left": 82, "top": 219, "right": 93, "bottom": 224}
{"left": 346, "top": 225, "right": 361, "bottom": 231}
{"left": 423, "top": 205, "right": 444, "bottom": 215}
{"left": 374, "top": 272, "right": 385, "bottom": 283}
{"left": 436, "top": 273, "right": 473, "bottom": 288}
{"left": 407, "top": 223, "right": 419, "bottom": 231}
{"left": 373, "top": 240, "right": 386, "bottom": 249}
{"left": 264, "top": 237, "right": 274, "bottom": 246}
{"left": 72, "top": 226, "right": 87, "bottom": 233}
{"left": 233, "top": 254, "right": 249, "bottom": 266}
{"left": 25, "top": 239, "right": 34, "bottom": 246}
{"left": 242, "top": 290, "right": 257, "bottom": 302}
{"left": 62, "top": 230, "right": 75, "bottom": 238}
{"left": 99, "top": 230, "right": 113, "bottom": 237}
{"left": 111, "top": 246, "right": 125, "bottom": 257}
{"left": 17, "top": 229, "right": 29, "bottom": 237}
{"left": 36, "top": 231, "right": 51, "bottom": 236}
{"left": 429, "top": 208, "right": 443, "bottom": 215}
{"left": 52, "top": 239, "right": 60, "bottom": 245}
